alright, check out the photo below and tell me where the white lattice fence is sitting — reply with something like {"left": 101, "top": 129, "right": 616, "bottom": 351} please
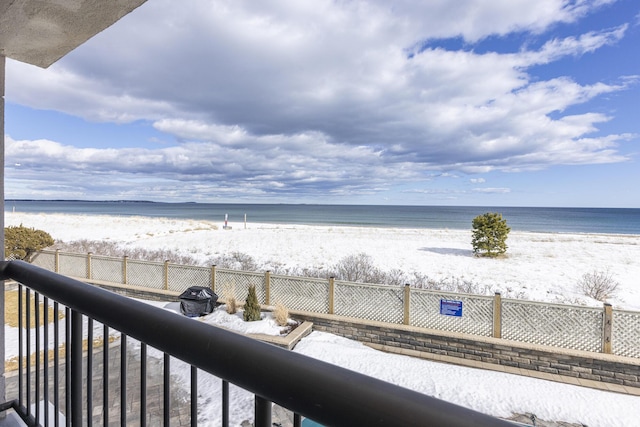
{"left": 168, "top": 264, "right": 211, "bottom": 293}
{"left": 502, "top": 300, "right": 603, "bottom": 352}
{"left": 91, "top": 255, "right": 124, "bottom": 283}
{"left": 30, "top": 251, "right": 56, "bottom": 271}
{"left": 270, "top": 275, "right": 329, "bottom": 313}
{"left": 58, "top": 253, "right": 87, "bottom": 278}
{"left": 612, "top": 310, "right": 640, "bottom": 358}
{"left": 126, "top": 260, "right": 165, "bottom": 290}
{"left": 26, "top": 250, "right": 640, "bottom": 359}
{"left": 216, "top": 270, "right": 265, "bottom": 304}
{"left": 410, "top": 290, "right": 493, "bottom": 336}
{"left": 334, "top": 281, "right": 404, "bottom": 324}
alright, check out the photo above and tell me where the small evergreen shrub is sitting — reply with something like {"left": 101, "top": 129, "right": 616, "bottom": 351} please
{"left": 5, "top": 225, "right": 54, "bottom": 260}
{"left": 273, "top": 303, "right": 289, "bottom": 326}
{"left": 471, "top": 213, "right": 510, "bottom": 257}
{"left": 243, "top": 285, "right": 261, "bottom": 322}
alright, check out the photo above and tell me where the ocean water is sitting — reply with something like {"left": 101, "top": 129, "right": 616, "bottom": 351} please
{"left": 6, "top": 200, "right": 640, "bottom": 234}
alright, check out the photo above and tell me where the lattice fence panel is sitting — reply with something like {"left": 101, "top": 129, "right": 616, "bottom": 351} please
{"left": 502, "top": 300, "right": 602, "bottom": 352}
{"left": 58, "top": 253, "right": 87, "bottom": 278}
{"left": 126, "top": 260, "right": 165, "bottom": 290}
{"left": 334, "top": 281, "right": 404, "bottom": 324}
{"left": 30, "top": 251, "right": 56, "bottom": 271}
{"left": 91, "top": 256, "right": 124, "bottom": 284}
{"left": 270, "top": 275, "right": 329, "bottom": 313}
{"left": 612, "top": 309, "right": 640, "bottom": 358}
{"left": 168, "top": 265, "right": 212, "bottom": 293}
{"left": 216, "top": 270, "right": 265, "bottom": 304}
{"left": 410, "top": 290, "right": 493, "bottom": 336}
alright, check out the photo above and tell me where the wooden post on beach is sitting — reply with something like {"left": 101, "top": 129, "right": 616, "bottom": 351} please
{"left": 87, "top": 252, "right": 92, "bottom": 280}
{"left": 403, "top": 284, "right": 411, "bottom": 325}
{"left": 493, "top": 292, "right": 502, "bottom": 339}
{"left": 123, "top": 255, "right": 128, "bottom": 285}
{"left": 265, "top": 271, "right": 271, "bottom": 306}
{"left": 164, "top": 260, "right": 170, "bottom": 291}
{"left": 603, "top": 303, "right": 613, "bottom": 354}
{"left": 210, "top": 265, "right": 216, "bottom": 293}
{"left": 55, "top": 249, "right": 60, "bottom": 273}
{"left": 328, "top": 277, "right": 335, "bottom": 315}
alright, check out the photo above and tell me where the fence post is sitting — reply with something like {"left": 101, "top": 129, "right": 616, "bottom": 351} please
{"left": 493, "top": 292, "right": 502, "bottom": 339}
{"left": 87, "top": 252, "right": 92, "bottom": 280}
{"left": 603, "top": 303, "right": 613, "bottom": 354}
{"left": 55, "top": 249, "right": 60, "bottom": 273}
{"left": 164, "top": 260, "right": 170, "bottom": 291}
{"left": 211, "top": 265, "right": 216, "bottom": 293}
{"left": 265, "top": 271, "right": 271, "bottom": 306}
{"left": 123, "top": 255, "right": 128, "bottom": 285}
{"left": 403, "top": 284, "right": 411, "bottom": 325}
{"left": 328, "top": 277, "right": 335, "bottom": 315}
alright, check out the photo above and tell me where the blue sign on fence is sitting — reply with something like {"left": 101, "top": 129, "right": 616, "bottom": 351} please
{"left": 440, "top": 299, "right": 463, "bottom": 317}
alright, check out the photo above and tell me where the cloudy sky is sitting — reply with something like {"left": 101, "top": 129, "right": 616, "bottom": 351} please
{"left": 4, "top": 0, "right": 640, "bottom": 207}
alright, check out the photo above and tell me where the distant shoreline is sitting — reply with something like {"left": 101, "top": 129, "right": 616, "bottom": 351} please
{"left": 5, "top": 199, "right": 640, "bottom": 210}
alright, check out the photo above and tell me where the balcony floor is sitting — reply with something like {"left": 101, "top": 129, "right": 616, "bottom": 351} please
{"left": 0, "top": 409, "right": 27, "bottom": 427}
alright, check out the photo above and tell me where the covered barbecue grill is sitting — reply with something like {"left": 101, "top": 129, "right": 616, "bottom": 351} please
{"left": 179, "top": 286, "right": 218, "bottom": 317}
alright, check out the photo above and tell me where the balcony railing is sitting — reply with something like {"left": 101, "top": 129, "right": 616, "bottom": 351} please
{"left": 0, "top": 260, "right": 512, "bottom": 426}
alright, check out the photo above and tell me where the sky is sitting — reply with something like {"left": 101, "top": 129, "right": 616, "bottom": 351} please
{"left": 3, "top": 0, "right": 640, "bottom": 207}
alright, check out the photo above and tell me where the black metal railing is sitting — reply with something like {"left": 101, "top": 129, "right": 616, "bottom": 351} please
{"left": 0, "top": 260, "right": 513, "bottom": 426}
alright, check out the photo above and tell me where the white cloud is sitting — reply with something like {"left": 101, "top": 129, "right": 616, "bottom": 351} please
{"left": 473, "top": 187, "right": 512, "bottom": 194}
{"left": 3, "top": 0, "right": 637, "bottom": 201}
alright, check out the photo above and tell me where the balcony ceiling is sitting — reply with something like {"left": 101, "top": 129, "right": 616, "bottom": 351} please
{"left": 0, "top": 0, "right": 147, "bottom": 68}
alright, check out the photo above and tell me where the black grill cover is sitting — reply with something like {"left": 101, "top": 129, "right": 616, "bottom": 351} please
{"left": 179, "top": 286, "right": 218, "bottom": 317}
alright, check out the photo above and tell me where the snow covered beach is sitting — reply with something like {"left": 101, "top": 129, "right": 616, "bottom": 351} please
{"left": 5, "top": 211, "right": 640, "bottom": 426}
{"left": 6, "top": 211, "right": 640, "bottom": 310}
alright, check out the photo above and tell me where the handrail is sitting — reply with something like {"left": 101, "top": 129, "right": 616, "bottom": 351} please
{"left": 1, "top": 260, "right": 513, "bottom": 426}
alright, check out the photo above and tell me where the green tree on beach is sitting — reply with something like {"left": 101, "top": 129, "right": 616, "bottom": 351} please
{"left": 471, "top": 213, "right": 510, "bottom": 257}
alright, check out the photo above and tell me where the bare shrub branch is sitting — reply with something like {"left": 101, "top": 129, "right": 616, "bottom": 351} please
{"left": 577, "top": 269, "right": 620, "bottom": 302}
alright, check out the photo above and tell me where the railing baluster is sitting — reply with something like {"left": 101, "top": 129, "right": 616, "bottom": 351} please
{"left": 54, "top": 302, "right": 60, "bottom": 427}
{"left": 254, "top": 396, "right": 271, "bottom": 427}
{"left": 44, "top": 296, "right": 49, "bottom": 427}
{"left": 141, "top": 343, "right": 147, "bottom": 427}
{"left": 18, "top": 285, "right": 24, "bottom": 410}
{"left": 87, "top": 318, "right": 93, "bottom": 427}
{"left": 70, "top": 310, "right": 83, "bottom": 426}
{"left": 121, "top": 333, "right": 127, "bottom": 426}
{"left": 164, "top": 354, "right": 170, "bottom": 426}
{"left": 103, "top": 324, "right": 109, "bottom": 427}
{"left": 190, "top": 366, "right": 197, "bottom": 427}
{"left": 65, "top": 307, "right": 71, "bottom": 427}
{"left": 35, "top": 292, "right": 40, "bottom": 425}
{"left": 26, "top": 288, "right": 31, "bottom": 418}
{"left": 222, "top": 380, "right": 229, "bottom": 427}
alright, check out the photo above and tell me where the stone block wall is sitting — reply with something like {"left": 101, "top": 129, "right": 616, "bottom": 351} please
{"left": 293, "top": 310, "right": 640, "bottom": 391}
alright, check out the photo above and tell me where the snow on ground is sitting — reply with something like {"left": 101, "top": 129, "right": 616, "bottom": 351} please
{"left": 6, "top": 212, "right": 640, "bottom": 309}
{"left": 143, "top": 299, "right": 291, "bottom": 336}
{"left": 5, "top": 212, "right": 640, "bottom": 425}
{"left": 5, "top": 293, "right": 640, "bottom": 426}
{"left": 295, "top": 331, "right": 640, "bottom": 427}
